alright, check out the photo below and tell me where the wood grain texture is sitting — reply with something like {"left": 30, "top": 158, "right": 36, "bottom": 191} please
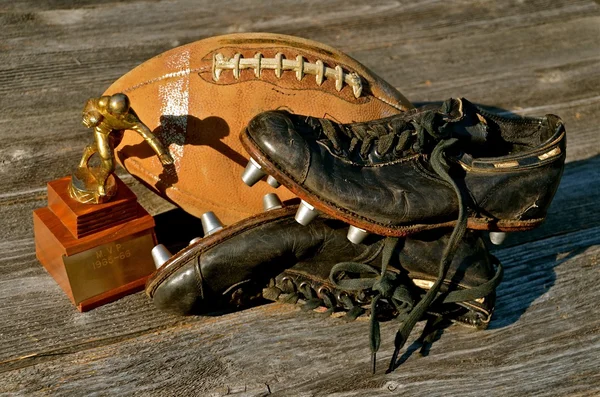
{"left": 0, "top": 0, "right": 599, "bottom": 395}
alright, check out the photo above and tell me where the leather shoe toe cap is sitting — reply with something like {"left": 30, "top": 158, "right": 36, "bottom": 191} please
{"left": 152, "top": 264, "right": 204, "bottom": 315}
{"left": 247, "top": 110, "right": 311, "bottom": 183}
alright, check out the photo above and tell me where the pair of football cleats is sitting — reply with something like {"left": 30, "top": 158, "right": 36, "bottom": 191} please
{"left": 146, "top": 97, "right": 564, "bottom": 372}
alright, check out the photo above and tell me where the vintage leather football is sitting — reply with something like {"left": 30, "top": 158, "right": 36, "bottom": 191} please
{"left": 104, "top": 33, "right": 413, "bottom": 224}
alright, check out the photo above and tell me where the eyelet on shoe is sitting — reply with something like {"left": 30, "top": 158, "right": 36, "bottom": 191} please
{"left": 355, "top": 290, "right": 369, "bottom": 304}
{"left": 281, "top": 277, "right": 296, "bottom": 292}
{"left": 319, "top": 287, "right": 336, "bottom": 310}
{"left": 298, "top": 281, "right": 316, "bottom": 300}
{"left": 337, "top": 291, "right": 353, "bottom": 308}
{"left": 317, "top": 286, "right": 331, "bottom": 297}
{"left": 298, "top": 281, "right": 311, "bottom": 291}
{"left": 337, "top": 291, "right": 350, "bottom": 302}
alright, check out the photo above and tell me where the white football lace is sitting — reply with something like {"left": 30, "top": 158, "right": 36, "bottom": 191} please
{"left": 212, "top": 52, "right": 363, "bottom": 98}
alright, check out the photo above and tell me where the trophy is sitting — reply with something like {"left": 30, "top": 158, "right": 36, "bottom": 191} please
{"left": 33, "top": 94, "right": 174, "bottom": 311}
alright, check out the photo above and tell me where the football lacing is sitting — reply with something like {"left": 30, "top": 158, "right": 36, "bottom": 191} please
{"left": 212, "top": 52, "right": 363, "bottom": 98}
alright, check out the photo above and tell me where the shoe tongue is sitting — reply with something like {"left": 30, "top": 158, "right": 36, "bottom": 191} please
{"left": 440, "top": 98, "right": 489, "bottom": 144}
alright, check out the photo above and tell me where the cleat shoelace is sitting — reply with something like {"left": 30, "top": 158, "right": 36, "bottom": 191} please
{"left": 264, "top": 232, "right": 502, "bottom": 373}
{"left": 329, "top": 241, "right": 415, "bottom": 373}
{"left": 328, "top": 235, "right": 503, "bottom": 373}
{"left": 325, "top": 99, "right": 503, "bottom": 373}
{"left": 318, "top": 98, "right": 475, "bottom": 160}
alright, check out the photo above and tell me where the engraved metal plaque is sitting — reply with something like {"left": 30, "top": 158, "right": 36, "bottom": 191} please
{"left": 63, "top": 232, "right": 156, "bottom": 304}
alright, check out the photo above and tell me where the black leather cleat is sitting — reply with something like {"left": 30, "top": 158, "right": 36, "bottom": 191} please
{"left": 267, "top": 227, "right": 500, "bottom": 330}
{"left": 240, "top": 98, "right": 566, "bottom": 237}
{"left": 145, "top": 205, "right": 501, "bottom": 332}
{"left": 145, "top": 204, "right": 502, "bottom": 373}
{"left": 146, "top": 206, "right": 300, "bottom": 315}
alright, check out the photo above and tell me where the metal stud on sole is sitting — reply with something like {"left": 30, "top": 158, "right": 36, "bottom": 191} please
{"left": 151, "top": 244, "right": 172, "bottom": 269}
{"left": 241, "top": 157, "right": 267, "bottom": 186}
{"left": 201, "top": 212, "right": 224, "bottom": 236}
{"left": 189, "top": 237, "right": 202, "bottom": 245}
{"left": 347, "top": 225, "right": 370, "bottom": 244}
{"left": 266, "top": 175, "right": 281, "bottom": 188}
{"left": 295, "top": 200, "right": 319, "bottom": 226}
{"left": 263, "top": 193, "right": 283, "bottom": 211}
{"left": 489, "top": 232, "right": 507, "bottom": 245}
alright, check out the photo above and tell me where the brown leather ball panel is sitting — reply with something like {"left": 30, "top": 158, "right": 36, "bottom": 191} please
{"left": 105, "top": 33, "right": 413, "bottom": 224}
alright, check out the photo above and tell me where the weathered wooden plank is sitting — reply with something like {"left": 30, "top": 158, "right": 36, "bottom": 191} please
{"left": 0, "top": 0, "right": 599, "bottom": 395}
{"left": 0, "top": 227, "right": 598, "bottom": 396}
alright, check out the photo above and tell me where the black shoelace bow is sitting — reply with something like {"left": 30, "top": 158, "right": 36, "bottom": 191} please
{"left": 328, "top": 99, "right": 502, "bottom": 373}
{"left": 330, "top": 237, "right": 414, "bottom": 373}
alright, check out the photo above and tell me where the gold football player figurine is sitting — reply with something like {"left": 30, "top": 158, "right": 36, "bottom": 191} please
{"left": 69, "top": 93, "right": 174, "bottom": 204}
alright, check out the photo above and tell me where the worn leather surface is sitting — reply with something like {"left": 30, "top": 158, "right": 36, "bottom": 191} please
{"left": 243, "top": 100, "right": 566, "bottom": 229}
{"left": 149, "top": 208, "right": 496, "bottom": 318}
{"left": 104, "top": 33, "right": 413, "bottom": 224}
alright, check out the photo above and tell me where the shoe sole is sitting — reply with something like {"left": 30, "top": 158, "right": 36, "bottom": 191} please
{"left": 240, "top": 128, "right": 544, "bottom": 237}
{"left": 145, "top": 205, "right": 298, "bottom": 297}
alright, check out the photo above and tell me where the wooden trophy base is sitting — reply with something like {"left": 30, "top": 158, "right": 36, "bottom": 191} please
{"left": 33, "top": 176, "right": 157, "bottom": 311}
